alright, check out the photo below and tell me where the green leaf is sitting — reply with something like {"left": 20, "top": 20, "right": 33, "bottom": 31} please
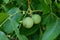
{"left": 8, "top": 7, "right": 23, "bottom": 21}
{"left": 9, "top": 19, "right": 28, "bottom": 40}
{"left": 8, "top": 7, "right": 20, "bottom": 15}
{"left": 0, "top": 31, "right": 9, "bottom": 40}
{"left": 42, "top": 14, "right": 60, "bottom": 40}
{"left": 21, "top": 35, "right": 28, "bottom": 40}
{"left": 20, "top": 25, "right": 39, "bottom": 36}
{"left": 12, "top": 12, "right": 23, "bottom": 22}
{"left": 42, "top": 14, "right": 56, "bottom": 25}
{"left": 0, "top": 13, "right": 9, "bottom": 24}
{"left": 3, "top": 0, "right": 9, "bottom": 4}
{"left": 3, "top": 18, "right": 19, "bottom": 33}
{"left": 3, "top": 8, "right": 23, "bottom": 33}
{"left": 39, "top": 0, "right": 50, "bottom": 15}
{"left": 42, "top": 14, "right": 51, "bottom": 25}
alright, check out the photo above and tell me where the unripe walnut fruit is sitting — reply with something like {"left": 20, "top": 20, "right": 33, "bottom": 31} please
{"left": 32, "top": 14, "right": 41, "bottom": 24}
{"left": 23, "top": 17, "right": 33, "bottom": 28}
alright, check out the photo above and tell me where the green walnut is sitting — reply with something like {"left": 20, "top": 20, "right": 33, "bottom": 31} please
{"left": 32, "top": 14, "right": 41, "bottom": 24}
{"left": 23, "top": 17, "right": 33, "bottom": 28}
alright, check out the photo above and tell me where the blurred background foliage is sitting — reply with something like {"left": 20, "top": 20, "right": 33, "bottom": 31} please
{"left": 0, "top": 0, "right": 60, "bottom": 40}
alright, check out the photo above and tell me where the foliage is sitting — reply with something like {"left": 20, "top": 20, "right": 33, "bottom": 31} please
{"left": 0, "top": 0, "right": 60, "bottom": 40}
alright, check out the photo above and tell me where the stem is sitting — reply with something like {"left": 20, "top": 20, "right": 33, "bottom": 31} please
{"left": 27, "top": 0, "right": 33, "bottom": 15}
{"left": 28, "top": 0, "right": 31, "bottom": 9}
{"left": 39, "top": 28, "right": 43, "bottom": 40}
{"left": 50, "top": 0, "right": 52, "bottom": 13}
{"left": 32, "top": 10, "right": 42, "bottom": 13}
{"left": 27, "top": 0, "right": 42, "bottom": 15}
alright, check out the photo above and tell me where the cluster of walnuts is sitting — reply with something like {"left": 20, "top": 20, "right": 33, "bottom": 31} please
{"left": 22, "top": 14, "right": 41, "bottom": 29}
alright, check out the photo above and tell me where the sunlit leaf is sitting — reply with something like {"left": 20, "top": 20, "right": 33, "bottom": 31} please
{"left": 42, "top": 14, "right": 60, "bottom": 40}
{"left": 0, "top": 13, "right": 9, "bottom": 24}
